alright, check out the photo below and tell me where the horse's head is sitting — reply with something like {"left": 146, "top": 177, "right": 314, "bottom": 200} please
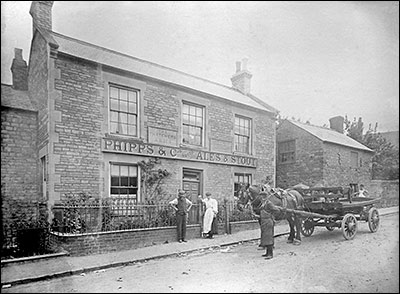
{"left": 237, "top": 184, "right": 263, "bottom": 211}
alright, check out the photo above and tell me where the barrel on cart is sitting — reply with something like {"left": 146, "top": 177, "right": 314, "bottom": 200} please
{"left": 287, "top": 186, "right": 381, "bottom": 240}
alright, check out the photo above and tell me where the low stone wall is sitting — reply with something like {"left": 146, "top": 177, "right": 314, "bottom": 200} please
{"left": 48, "top": 220, "right": 254, "bottom": 256}
{"left": 368, "top": 180, "right": 399, "bottom": 208}
{"left": 49, "top": 224, "right": 202, "bottom": 256}
{"left": 229, "top": 220, "right": 259, "bottom": 234}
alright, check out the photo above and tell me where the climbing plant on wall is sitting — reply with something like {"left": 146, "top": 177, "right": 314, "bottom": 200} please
{"left": 138, "top": 158, "right": 170, "bottom": 204}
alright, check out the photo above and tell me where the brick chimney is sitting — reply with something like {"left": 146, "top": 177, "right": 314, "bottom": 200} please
{"left": 30, "top": 1, "right": 54, "bottom": 34}
{"left": 10, "top": 48, "right": 28, "bottom": 91}
{"left": 329, "top": 116, "right": 344, "bottom": 134}
{"left": 231, "top": 57, "right": 252, "bottom": 95}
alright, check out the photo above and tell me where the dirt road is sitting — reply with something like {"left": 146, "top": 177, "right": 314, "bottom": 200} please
{"left": 3, "top": 214, "right": 398, "bottom": 293}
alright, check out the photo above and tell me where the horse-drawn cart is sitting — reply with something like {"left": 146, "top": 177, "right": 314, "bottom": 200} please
{"left": 289, "top": 186, "right": 381, "bottom": 240}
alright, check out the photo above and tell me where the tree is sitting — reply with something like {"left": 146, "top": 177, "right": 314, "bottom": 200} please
{"left": 344, "top": 116, "right": 399, "bottom": 180}
{"left": 344, "top": 115, "right": 364, "bottom": 142}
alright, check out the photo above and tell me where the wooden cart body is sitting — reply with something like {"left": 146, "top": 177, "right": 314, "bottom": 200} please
{"left": 288, "top": 186, "right": 381, "bottom": 240}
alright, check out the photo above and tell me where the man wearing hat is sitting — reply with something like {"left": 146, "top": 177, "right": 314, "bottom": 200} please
{"left": 198, "top": 192, "right": 218, "bottom": 238}
{"left": 259, "top": 190, "right": 286, "bottom": 259}
{"left": 169, "top": 189, "right": 193, "bottom": 243}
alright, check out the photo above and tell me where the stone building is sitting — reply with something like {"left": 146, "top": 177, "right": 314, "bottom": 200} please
{"left": 1, "top": 1, "right": 279, "bottom": 223}
{"left": 276, "top": 116, "right": 374, "bottom": 189}
{"left": 1, "top": 48, "right": 48, "bottom": 229}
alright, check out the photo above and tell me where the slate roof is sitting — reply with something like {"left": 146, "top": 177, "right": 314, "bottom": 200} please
{"left": 288, "top": 120, "right": 373, "bottom": 152}
{"left": 1, "top": 84, "right": 36, "bottom": 112}
{"left": 50, "top": 31, "right": 278, "bottom": 114}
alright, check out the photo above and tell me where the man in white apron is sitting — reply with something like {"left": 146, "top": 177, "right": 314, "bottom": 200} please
{"left": 198, "top": 192, "right": 218, "bottom": 238}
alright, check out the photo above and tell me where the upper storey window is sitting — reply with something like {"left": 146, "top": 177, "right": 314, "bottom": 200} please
{"left": 182, "top": 102, "right": 204, "bottom": 146}
{"left": 109, "top": 84, "right": 138, "bottom": 136}
{"left": 234, "top": 115, "right": 251, "bottom": 154}
{"left": 278, "top": 140, "right": 296, "bottom": 164}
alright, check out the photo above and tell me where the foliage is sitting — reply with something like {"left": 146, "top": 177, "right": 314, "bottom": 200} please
{"left": 2, "top": 201, "right": 51, "bottom": 259}
{"left": 138, "top": 158, "right": 170, "bottom": 204}
{"left": 229, "top": 208, "right": 256, "bottom": 222}
{"left": 363, "top": 129, "right": 399, "bottom": 180}
{"left": 344, "top": 115, "right": 364, "bottom": 142}
{"left": 344, "top": 116, "right": 399, "bottom": 180}
{"left": 50, "top": 192, "right": 93, "bottom": 233}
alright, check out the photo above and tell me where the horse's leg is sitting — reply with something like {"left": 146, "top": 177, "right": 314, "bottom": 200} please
{"left": 286, "top": 216, "right": 295, "bottom": 243}
{"left": 293, "top": 215, "right": 302, "bottom": 245}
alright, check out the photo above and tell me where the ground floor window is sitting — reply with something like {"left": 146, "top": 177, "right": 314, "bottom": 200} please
{"left": 110, "top": 163, "right": 140, "bottom": 211}
{"left": 234, "top": 173, "right": 252, "bottom": 198}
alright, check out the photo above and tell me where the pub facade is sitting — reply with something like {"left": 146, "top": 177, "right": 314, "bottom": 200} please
{"left": 4, "top": 2, "right": 279, "bottom": 219}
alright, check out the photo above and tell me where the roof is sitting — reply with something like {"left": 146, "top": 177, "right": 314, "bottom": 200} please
{"left": 1, "top": 84, "right": 36, "bottom": 112}
{"left": 286, "top": 120, "right": 373, "bottom": 152}
{"left": 49, "top": 31, "right": 278, "bottom": 114}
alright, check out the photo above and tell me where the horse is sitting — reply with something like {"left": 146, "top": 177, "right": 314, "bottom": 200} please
{"left": 237, "top": 183, "right": 305, "bottom": 245}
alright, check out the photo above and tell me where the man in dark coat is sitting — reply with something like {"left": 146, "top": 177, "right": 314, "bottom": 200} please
{"left": 259, "top": 191, "right": 286, "bottom": 259}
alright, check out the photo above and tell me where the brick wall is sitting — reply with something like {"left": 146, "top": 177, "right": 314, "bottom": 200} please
{"left": 49, "top": 225, "right": 202, "bottom": 256}
{"left": 49, "top": 220, "right": 257, "bottom": 256}
{"left": 1, "top": 109, "right": 39, "bottom": 201}
{"left": 1, "top": 107, "right": 44, "bottom": 229}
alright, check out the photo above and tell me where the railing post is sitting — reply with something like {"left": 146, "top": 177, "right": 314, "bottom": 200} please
{"left": 198, "top": 201, "right": 203, "bottom": 237}
{"left": 224, "top": 198, "right": 230, "bottom": 234}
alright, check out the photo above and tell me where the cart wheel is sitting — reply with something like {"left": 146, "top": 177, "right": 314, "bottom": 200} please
{"left": 301, "top": 218, "right": 314, "bottom": 237}
{"left": 341, "top": 213, "right": 358, "bottom": 240}
{"left": 368, "top": 207, "right": 380, "bottom": 233}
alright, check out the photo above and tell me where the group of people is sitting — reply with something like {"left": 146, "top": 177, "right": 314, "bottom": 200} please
{"left": 168, "top": 189, "right": 218, "bottom": 243}
{"left": 168, "top": 182, "right": 369, "bottom": 260}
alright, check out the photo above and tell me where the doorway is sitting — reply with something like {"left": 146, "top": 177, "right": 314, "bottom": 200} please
{"left": 182, "top": 168, "right": 202, "bottom": 202}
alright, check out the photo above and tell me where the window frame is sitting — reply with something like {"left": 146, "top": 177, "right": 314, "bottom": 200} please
{"left": 109, "top": 162, "right": 140, "bottom": 203}
{"left": 234, "top": 115, "right": 252, "bottom": 155}
{"left": 109, "top": 83, "right": 139, "bottom": 137}
{"left": 234, "top": 172, "right": 253, "bottom": 198}
{"left": 181, "top": 101, "right": 205, "bottom": 147}
{"left": 277, "top": 140, "right": 296, "bottom": 164}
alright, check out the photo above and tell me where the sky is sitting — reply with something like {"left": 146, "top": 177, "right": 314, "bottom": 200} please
{"left": 1, "top": 1, "right": 399, "bottom": 132}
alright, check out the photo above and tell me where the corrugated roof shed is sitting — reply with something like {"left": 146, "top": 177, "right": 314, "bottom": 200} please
{"left": 50, "top": 31, "right": 278, "bottom": 114}
{"left": 288, "top": 120, "right": 373, "bottom": 152}
{"left": 1, "top": 84, "right": 36, "bottom": 112}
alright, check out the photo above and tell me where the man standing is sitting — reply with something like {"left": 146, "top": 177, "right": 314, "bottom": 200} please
{"left": 198, "top": 192, "right": 218, "bottom": 238}
{"left": 169, "top": 189, "right": 193, "bottom": 243}
{"left": 259, "top": 190, "right": 286, "bottom": 259}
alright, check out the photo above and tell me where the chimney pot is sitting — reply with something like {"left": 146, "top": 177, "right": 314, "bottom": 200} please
{"left": 231, "top": 58, "right": 252, "bottom": 95}
{"left": 10, "top": 48, "right": 28, "bottom": 91}
{"left": 30, "top": 1, "right": 54, "bottom": 33}
{"left": 242, "top": 57, "right": 248, "bottom": 71}
{"left": 329, "top": 116, "right": 345, "bottom": 134}
{"left": 14, "top": 48, "right": 23, "bottom": 60}
{"left": 235, "top": 61, "right": 241, "bottom": 73}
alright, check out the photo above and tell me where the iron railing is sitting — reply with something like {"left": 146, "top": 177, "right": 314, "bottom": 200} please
{"left": 50, "top": 197, "right": 257, "bottom": 234}
{"left": 2, "top": 196, "right": 257, "bottom": 259}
